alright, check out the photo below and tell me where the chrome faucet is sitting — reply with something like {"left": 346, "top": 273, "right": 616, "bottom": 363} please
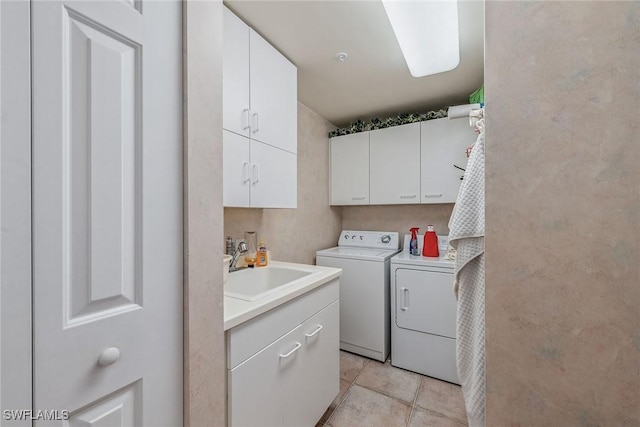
{"left": 229, "top": 241, "right": 248, "bottom": 272}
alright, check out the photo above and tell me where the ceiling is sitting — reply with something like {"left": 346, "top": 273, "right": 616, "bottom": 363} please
{"left": 224, "top": 0, "right": 485, "bottom": 127}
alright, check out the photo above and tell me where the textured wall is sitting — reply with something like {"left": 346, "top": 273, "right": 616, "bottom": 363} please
{"left": 183, "top": 1, "right": 226, "bottom": 425}
{"left": 224, "top": 102, "right": 342, "bottom": 264}
{"left": 342, "top": 204, "right": 454, "bottom": 243}
{"left": 485, "top": 2, "right": 640, "bottom": 426}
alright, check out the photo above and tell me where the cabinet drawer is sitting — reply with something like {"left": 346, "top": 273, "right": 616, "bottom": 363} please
{"left": 227, "top": 279, "right": 339, "bottom": 369}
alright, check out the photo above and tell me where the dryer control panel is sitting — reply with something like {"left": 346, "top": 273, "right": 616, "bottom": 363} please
{"left": 338, "top": 230, "right": 399, "bottom": 250}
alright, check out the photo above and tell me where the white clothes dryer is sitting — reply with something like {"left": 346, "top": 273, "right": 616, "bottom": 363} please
{"left": 390, "top": 234, "right": 460, "bottom": 384}
{"left": 316, "top": 230, "right": 400, "bottom": 362}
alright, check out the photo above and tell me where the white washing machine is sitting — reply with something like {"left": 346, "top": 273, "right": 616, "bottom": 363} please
{"left": 390, "top": 234, "right": 460, "bottom": 384}
{"left": 316, "top": 230, "right": 400, "bottom": 362}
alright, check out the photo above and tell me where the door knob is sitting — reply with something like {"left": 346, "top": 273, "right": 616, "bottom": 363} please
{"left": 98, "top": 347, "right": 120, "bottom": 367}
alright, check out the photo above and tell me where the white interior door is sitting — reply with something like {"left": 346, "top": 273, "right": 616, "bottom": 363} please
{"left": 32, "top": 1, "right": 182, "bottom": 425}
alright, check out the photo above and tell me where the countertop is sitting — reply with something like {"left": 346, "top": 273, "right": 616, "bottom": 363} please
{"left": 224, "top": 261, "right": 342, "bottom": 331}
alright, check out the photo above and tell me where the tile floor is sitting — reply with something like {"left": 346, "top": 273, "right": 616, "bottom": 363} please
{"left": 316, "top": 351, "right": 468, "bottom": 427}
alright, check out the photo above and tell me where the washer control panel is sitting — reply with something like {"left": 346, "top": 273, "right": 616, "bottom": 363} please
{"left": 338, "top": 230, "right": 400, "bottom": 250}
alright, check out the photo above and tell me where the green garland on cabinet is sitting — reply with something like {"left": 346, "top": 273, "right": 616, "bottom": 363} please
{"left": 328, "top": 108, "right": 448, "bottom": 138}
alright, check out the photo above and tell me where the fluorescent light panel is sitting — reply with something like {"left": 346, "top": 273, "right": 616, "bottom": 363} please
{"left": 382, "top": 0, "right": 460, "bottom": 77}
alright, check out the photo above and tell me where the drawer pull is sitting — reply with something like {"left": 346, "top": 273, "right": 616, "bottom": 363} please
{"left": 424, "top": 193, "right": 443, "bottom": 198}
{"left": 305, "top": 325, "right": 323, "bottom": 338}
{"left": 279, "top": 342, "right": 302, "bottom": 358}
{"left": 352, "top": 196, "right": 366, "bottom": 201}
{"left": 400, "top": 195, "right": 416, "bottom": 199}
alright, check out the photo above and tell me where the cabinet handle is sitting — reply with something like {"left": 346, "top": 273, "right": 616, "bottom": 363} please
{"left": 352, "top": 196, "right": 366, "bottom": 201}
{"left": 424, "top": 194, "right": 443, "bottom": 198}
{"left": 251, "top": 164, "right": 260, "bottom": 184}
{"left": 279, "top": 342, "right": 302, "bottom": 358}
{"left": 400, "top": 195, "right": 416, "bottom": 199}
{"left": 252, "top": 113, "right": 259, "bottom": 133}
{"left": 242, "top": 161, "right": 250, "bottom": 183}
{"left": 242, "top": 109, "right": 251, "bottom": 131}
{"left": 305, "top": 324, "right": 323, "bottom": 338}
{"left": 400, "top": 287, "right": 409, "bottom": 311}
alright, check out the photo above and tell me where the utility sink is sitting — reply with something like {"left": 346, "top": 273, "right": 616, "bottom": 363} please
{"left": 224, "top": 266, "right": 316, "bottom": 301}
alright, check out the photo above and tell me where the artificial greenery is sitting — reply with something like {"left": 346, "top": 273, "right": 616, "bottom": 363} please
{"left": 328, "top": 108, "right": 448, "bottom": 138}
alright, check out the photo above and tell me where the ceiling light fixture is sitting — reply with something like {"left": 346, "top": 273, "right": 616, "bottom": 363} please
{"left": 336, "top": 52, "right": 348, "bottom": 63}
{"left": 381, "top": 0, "right": 460, "bottom": 77}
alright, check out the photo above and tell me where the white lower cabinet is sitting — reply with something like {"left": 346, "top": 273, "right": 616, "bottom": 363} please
{"left": 227, "top": 281, "right": 340, "bottom": 427}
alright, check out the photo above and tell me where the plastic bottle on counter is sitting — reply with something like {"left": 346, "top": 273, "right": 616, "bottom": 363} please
{"left": 422, "top": 225, "right": 440, "bottom": 257}
{"left": 256, "top": 239, "right": 268, "bottom": 267}
{"left": 409, "top": 227, "right": 420, "bottom": 256}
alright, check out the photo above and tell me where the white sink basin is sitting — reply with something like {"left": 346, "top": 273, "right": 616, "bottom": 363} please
{"left": 225, "top": 266, "right": 316, "bottom": 301}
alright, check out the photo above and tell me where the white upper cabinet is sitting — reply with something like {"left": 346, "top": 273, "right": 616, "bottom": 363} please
{"left": 421, "top": 118, "right": 476, "bottom": 203}
{"left": 370, "top": 123, "right": 421, "bottom": 205}
{"left": 223, "top": 7, "right": 297, "bottom": 154}
{"left": 328, "top": 119, "right": 476, "bottom": 206}
{"left": 249, "top": 29, "right": 297, "bottom": 154}
{"left": 330, "top": 132, "right": 370, "bottom": 205}
{"left": 223, "top": 7, "right": 298, "bottom": 208}
{"left": 223, "top": 7, "right": 250, "bottom": 138}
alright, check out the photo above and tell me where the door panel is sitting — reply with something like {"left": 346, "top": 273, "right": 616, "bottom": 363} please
{"left": 330, "top": 132, "right": 370, "bottom": 205}
{"left": 250, "top": 141, "right": 296, "bottom": 208}
{"left": 32, "top": 1, "right": 182, "bottom": 424}
{"left": 67, "top": 381, "right": 141, "bottom": 427}
{"left": 223, "top": 6, "right": 250, "bottom": 137}
{"left": 369, "top": 123, "right": 421, "bottom": 205}
{"left": 395, "top": 268, "right": 457, "bottom": 339}
{"left": 223, "top": 130, "right": 251, "bottom": 207}
{"left": 249, "top": 29, "right": 297, "bottom": 153}
{"left": 421, "top": 118, "right": 476, "bottom": 203}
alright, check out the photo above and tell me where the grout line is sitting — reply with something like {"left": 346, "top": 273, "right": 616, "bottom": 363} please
{"left": 406, "top": 375, "right": 422, "bottom": 426}
{"left": 326, "top": 355, "right": 369, "bottom": 426}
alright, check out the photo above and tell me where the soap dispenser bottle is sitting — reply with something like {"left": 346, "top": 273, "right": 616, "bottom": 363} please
{"left": 409, "top": 227, "right": 420, "bottom": 256}
{"left": 422, "top": 225, "right": 439, "bottom": 257}
{"left": 256, "top": 239, "right": 268, "bottom": 267}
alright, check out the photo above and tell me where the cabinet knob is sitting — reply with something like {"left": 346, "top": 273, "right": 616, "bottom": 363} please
{"left": 98, "top": 347, "right": 120, "bottom": 367}
{"left": 351, "top": 196, "right": 366, "bottom": 201}
{"left": 424, "top": 194, "right": 443, "bottom": 198}
{"left": 400, "top": 195, "right": 416, "bottom": 199}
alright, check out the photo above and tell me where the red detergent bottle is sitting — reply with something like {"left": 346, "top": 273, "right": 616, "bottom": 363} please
{"left": 422, "top": 225, "right": 439, "bottom": 257}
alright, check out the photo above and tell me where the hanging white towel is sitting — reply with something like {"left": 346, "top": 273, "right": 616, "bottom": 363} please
{"left": 448, "top": 131, "right": 485, "bottom": 427}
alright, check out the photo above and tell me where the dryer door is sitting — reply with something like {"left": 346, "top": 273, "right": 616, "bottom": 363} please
{"left": 395, "top": 268, "right": 456, "bottom": 339}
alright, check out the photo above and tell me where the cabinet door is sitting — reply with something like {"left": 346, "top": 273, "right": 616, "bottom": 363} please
{"left": 370, "top": 123, "right": 421, "bottom": 204}
{"left": 223, "top": 130, "right": 251, "bottom": 207}
{"left": 250, "top": 140, "right": 297, "bottom": 208}
{"left": 421, "top": 118, "right": 476, "bottom": 203}
{"left": 249, "top": 29, "right": 297, "bottom": 154}
{"left": 330, "top": 132, "right": 370, "bottom": 205}
{"left": 228, "top": 325, "right": 302, "bottom": 427}
{"left": 290, "top": 301, "right": 340, "bottom": 427}
{"left": 223, "top": 7, "right": 251, "bottom": 137}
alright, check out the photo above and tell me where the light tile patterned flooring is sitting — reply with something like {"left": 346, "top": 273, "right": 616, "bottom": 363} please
{"left": 317, "top": 351, "right": 468, "bottom": 427}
